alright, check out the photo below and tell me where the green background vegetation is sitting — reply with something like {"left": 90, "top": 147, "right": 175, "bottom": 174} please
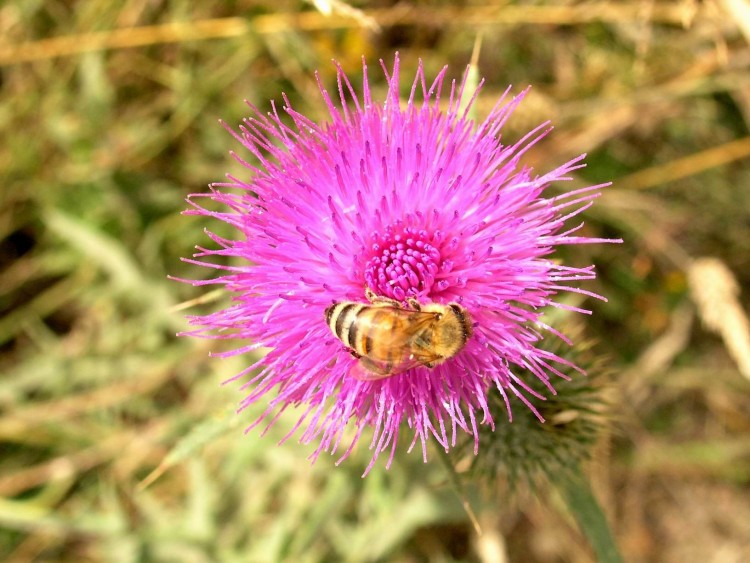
{"left": 2, "top": 1, "right": 750, "bottom": 561}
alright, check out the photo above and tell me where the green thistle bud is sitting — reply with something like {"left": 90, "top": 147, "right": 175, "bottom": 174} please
{"left": 454, "top": 324, "right": 610, "bottom": 490}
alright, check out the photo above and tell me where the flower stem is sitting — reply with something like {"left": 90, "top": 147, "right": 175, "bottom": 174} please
{"left": 436, "top": 448, "right": 483, "bottom": 536}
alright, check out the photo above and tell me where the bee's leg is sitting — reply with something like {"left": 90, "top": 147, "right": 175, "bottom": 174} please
{"left": 364, "top": 286, "right": 379, "bottom": 303}
{"left": 406, "top": 297, "right": 421, "bottom": 311}
{"left": 364, "top": 286, "right": 402, "bottom": 307}
{"left": 422, "top": 355, "right": 445, "bottom": 369}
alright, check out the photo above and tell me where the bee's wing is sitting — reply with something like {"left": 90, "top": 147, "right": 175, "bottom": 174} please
{"left": 389, "top": 349, "right": 446, "bottom": 372}
{"left": 351, "top": 352, "right": 445, "bottom": 381}
{"left": 383, "top": 308, "right": 442, "bottom": 338}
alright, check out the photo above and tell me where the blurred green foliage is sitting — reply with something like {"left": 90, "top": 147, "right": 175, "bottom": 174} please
{"left": 2, "top": 1, "right": 750, "bottom": 561}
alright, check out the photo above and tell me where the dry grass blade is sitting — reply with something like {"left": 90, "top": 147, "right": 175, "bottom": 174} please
{"left": 621, "top": 304, "right": 694, "bottom": 405}
{"left": 0, "top": 358, "right": 176, "bottom": 436}
{"left": 617, "top": 136, "right": 750, "bottom": 191}
{"left": 0, "top": 3, "right": 716, "bottom": 67}
{"left": 308, "top": 0, "right": 380, "bottom": 31}
{"left": 720, "top": 0, "right": 750, "bottom": 44}
{"left": 0, "top": 426, "right": 166, "bottom": 497}
{"left": 688, "top": 257, "right": 750, "bottom": 380}
{"left": 474, "top": 512, "right": 508, "bottom": 563}
{"left": 0, "top": 18, "right": 250, "bottom": 66}
{"left": 169, "top": 289, "right": 224, "bottom": 312}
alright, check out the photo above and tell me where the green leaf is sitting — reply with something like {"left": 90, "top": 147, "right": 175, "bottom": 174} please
{"left": 557, "top": 465, "right": 623, "bottom": 563}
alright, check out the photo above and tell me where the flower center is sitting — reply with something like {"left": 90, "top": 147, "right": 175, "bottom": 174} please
{"left": 363, "top": 223, "right": 442, "bottom": 301}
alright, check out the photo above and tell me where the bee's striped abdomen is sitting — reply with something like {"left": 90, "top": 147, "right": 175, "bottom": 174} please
{"left": 326, "top": 303, "right": 403, "bottom": 361}
{"left": 325, "top": 302, "right": 364, "bottom": 349}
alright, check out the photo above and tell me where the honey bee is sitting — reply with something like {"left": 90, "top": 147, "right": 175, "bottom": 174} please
{"left": 324, "top": 288, "right": 472, "bottom": 380}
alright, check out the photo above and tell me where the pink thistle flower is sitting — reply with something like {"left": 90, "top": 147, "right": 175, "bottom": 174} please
{"left": 182, "top": 54, "right": 615, "bottom": 473}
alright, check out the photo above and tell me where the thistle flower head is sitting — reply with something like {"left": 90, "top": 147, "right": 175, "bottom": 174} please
{"left": 182, "top": 54, "right": 614, "bottom": 473}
